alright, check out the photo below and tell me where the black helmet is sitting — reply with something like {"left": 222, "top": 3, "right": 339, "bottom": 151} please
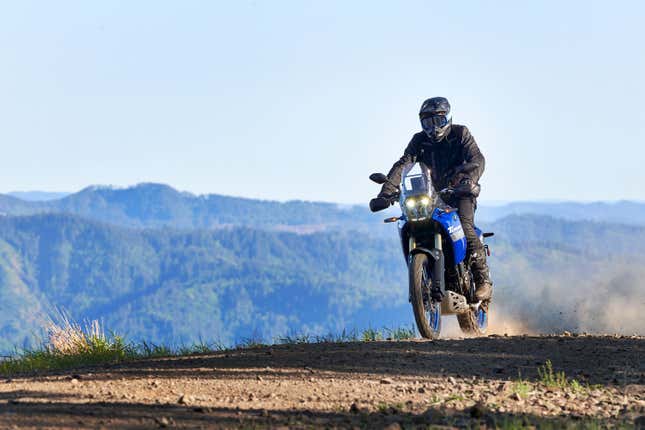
{"left": 419, "top": 97, "right": 452, "bottom": 142}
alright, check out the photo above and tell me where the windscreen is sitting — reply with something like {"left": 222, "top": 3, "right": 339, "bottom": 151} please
{"left": 401, "top": 162, "right": 432, "bottom": 194}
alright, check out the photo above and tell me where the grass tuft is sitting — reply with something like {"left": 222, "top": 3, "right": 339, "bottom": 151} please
{"left": 361, "top": 327, "right": 383, "bottom": 342}
{"left": 511, "top": 371, "right": 531, "bottom": 399}
{"left": 312, "top": 329, "right": 359, "bottom": 343}
{"left": 0, "top": 314, "right": 132, "bottom": 375}
{"left": 276, "top": 333, "right": 312, "bottom": 344}
{"left": 140, "top": 341, "right": 174, "bottom": 358}
{"left": 535, "top": 360, "right": 603, "bottom": 394}
{"left": 538, "top": 359, "right": 570, "bottom": 389}
{"left": 385, "top": 326, "right": 416, "bottom": 341}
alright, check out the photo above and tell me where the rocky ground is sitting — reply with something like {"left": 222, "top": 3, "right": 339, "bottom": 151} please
{"left": 0, "top": 334, "right": 643, "bottom": 429}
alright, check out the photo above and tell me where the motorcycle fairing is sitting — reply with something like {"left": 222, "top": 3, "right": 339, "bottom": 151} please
{"left": 431, "top": 207, "right": 467, "bottom": 264}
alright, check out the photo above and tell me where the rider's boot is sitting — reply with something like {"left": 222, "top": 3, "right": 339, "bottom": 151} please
{"left": 471, "top": 251, "right": 493, "bottom": 301}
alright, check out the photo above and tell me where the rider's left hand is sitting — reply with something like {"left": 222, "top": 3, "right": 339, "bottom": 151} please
{"left": 452, "top": 177, "right": 480, "bottom": 198}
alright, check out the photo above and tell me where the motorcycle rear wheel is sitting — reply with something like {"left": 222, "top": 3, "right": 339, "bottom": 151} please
{"left": 409, "top": 253, "right": 442, "bottom": 339}
{"left": 457, "top": 272, "right": 489, "bottom": 336}
{"left": 457, "top": 305, "right": 488, "bottom": 336}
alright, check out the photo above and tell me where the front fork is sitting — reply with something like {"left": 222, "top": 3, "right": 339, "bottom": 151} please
{"left": 409, "top": 233, "right": 445, "bottom": 301}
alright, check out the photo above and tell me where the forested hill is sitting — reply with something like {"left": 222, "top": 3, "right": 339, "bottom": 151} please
{"left": 1, "top": 212, "right": 644, "bottom": 354}
{"left": 0, "top": 213, "right": 406, "bottom": 353}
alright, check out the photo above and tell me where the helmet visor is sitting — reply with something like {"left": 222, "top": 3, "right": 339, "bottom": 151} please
{"left": 420, "top": 114, "right": 449, "bottom": 130}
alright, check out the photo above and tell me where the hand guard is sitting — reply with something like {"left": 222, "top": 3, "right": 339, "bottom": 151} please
{"left": 369, "top": 196, "right": 391, "bottom": 212}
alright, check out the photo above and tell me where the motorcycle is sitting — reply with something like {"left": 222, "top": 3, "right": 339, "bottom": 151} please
{"left": 369, "top": 162, "right": 494, "bottom": 339}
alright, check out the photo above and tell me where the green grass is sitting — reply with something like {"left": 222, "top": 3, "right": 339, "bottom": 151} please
{"left": 0, "top": 333, "right": 132, "bottom": 375}
{"left": 361, "top": 327, "right": 384, "bottom": 342}
{"left": 276, "top": 333, "right": 313, "bottom": 344}
{"left": 139, "top": 341, "right": 174, "bottom": 358}
{"left": 385, "top": 326, "right": 416, "bottom": 340}
{"left": 0, "top": 324, "right": 419, "bottom": 376}
{"left": 376, "top": 401, "right": 405, "bottom": 414}
{"left": 236, "top": 335, "right": 268, "bottom": 349}
{"left": 536, "top": 360, "right": 604, "bottom": 394}
{"left": 511, "top": 372, "right": 531, "bottom": 399}
{"left": 538, "top": 359, "right": 571, "bottom": 389}
{"left": 276, "top": 326, "right": 416, "bottom": 345}
{"left": 444, "top": 393, "right": 466, "bottom": 403}
{"left": 0, "top": 338, "right": 230, "bottom": 376}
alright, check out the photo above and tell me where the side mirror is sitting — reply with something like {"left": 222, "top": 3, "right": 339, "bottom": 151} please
{"left": 369, "top": 173, "right": 388, "bottom": 184}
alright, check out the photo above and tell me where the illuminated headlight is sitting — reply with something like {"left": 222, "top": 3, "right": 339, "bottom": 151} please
{"left": 419, "top": 196, "right": 430, "bottom": 206}
{"left": 405, "top": 198, "right": 416, "bottom": 209}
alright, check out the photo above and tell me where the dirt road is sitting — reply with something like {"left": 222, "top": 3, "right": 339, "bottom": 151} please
{"left": 0, "top": 335, "right": 643, "bottom": 429}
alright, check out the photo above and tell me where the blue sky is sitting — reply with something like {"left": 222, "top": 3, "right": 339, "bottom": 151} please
{"left": 0, "top": 1, "right": 643, "bottom": 204}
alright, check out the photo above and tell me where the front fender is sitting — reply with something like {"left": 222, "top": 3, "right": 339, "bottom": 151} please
{"left": 410, "top": 247, "right": 439, "bottom": 260}
{"left": 409, "top": 247, "right": 445, "bottom": 296}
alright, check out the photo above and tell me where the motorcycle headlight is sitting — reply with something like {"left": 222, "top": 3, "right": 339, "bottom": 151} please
{"left": 405, "top": 198, "right": 416, "bottom": 209}
{"left": 419, "top": 196, "right": 430, "bottom": 206}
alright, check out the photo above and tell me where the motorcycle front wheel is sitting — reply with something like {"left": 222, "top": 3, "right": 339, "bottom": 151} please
{"left": 409, "top": 253, "right": 442, "bottom": 339}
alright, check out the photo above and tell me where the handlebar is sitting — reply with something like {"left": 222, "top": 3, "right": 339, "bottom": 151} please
{"left": 440, "top": 181, "right": 480, "bottom": 198}
{"left": 439, "top": 187, "right": 454, "bottom": 197}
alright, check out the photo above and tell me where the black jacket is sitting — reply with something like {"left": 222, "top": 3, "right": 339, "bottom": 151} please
{"left": 379, "top": 124, "right": 485, "bottom": 197}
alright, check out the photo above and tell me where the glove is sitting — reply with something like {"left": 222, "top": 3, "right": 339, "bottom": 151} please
{"left": 447, "top": 162, "right": 481, "bottom": 186}
{"left": 369, "top": 197, "right": 391, "bottom": 212}
{"left": 378, "top": 182, "right": 398, "bottom": 198}
{"left": 453, "top": 177, "right": 481, "bottom": 198}
{"left": 448, "top": 172, "right": 468, "bottom": 187}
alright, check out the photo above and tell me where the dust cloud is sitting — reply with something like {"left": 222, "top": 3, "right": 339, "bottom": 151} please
{"left": 493, "top": 263, "right": 645, "bottom": 335}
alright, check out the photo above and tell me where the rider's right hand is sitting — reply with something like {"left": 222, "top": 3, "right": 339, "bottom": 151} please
{"left": 369, "top": 197, "right": 391, "bottom": 212}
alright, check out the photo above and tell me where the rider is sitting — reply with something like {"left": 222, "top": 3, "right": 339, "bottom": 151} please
{"left": 371, "top": 97, "right": 492, "bottom": 301}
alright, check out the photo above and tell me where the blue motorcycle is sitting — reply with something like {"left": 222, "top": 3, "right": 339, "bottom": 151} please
{"left": 370, "top": 162, "right": 494, "bottom": 339}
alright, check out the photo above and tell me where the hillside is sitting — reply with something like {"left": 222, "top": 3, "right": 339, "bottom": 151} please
{"left": 0, "top": 213, "right": 408, "bottom": 353}
{"left": 1, "top": 212, "right": 644, "bottom": 354}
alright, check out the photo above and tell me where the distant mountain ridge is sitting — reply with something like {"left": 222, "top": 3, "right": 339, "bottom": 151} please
{"left": 477, "top": 200, "right": 645, "bottom": 225}
{"left": 1, "top": 183, "right": 644, "bottom": 230}
{"left": 0, "top": 183, "right": 379, "bottom": 232}
{"left": 7, "top": 191, "right": 71, "bottom": 201}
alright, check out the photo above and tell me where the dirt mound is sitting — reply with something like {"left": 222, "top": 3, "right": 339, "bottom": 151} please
{"left": 0, "top": 335, "right": 643, "bottom": 428}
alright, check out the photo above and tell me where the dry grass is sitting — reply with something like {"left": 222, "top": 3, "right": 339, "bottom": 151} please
{"left": 45, "top": 309, "right": 105, "bottom": 355}
{"left": 0, "top": 309, "right": 132, "bottom": 375}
